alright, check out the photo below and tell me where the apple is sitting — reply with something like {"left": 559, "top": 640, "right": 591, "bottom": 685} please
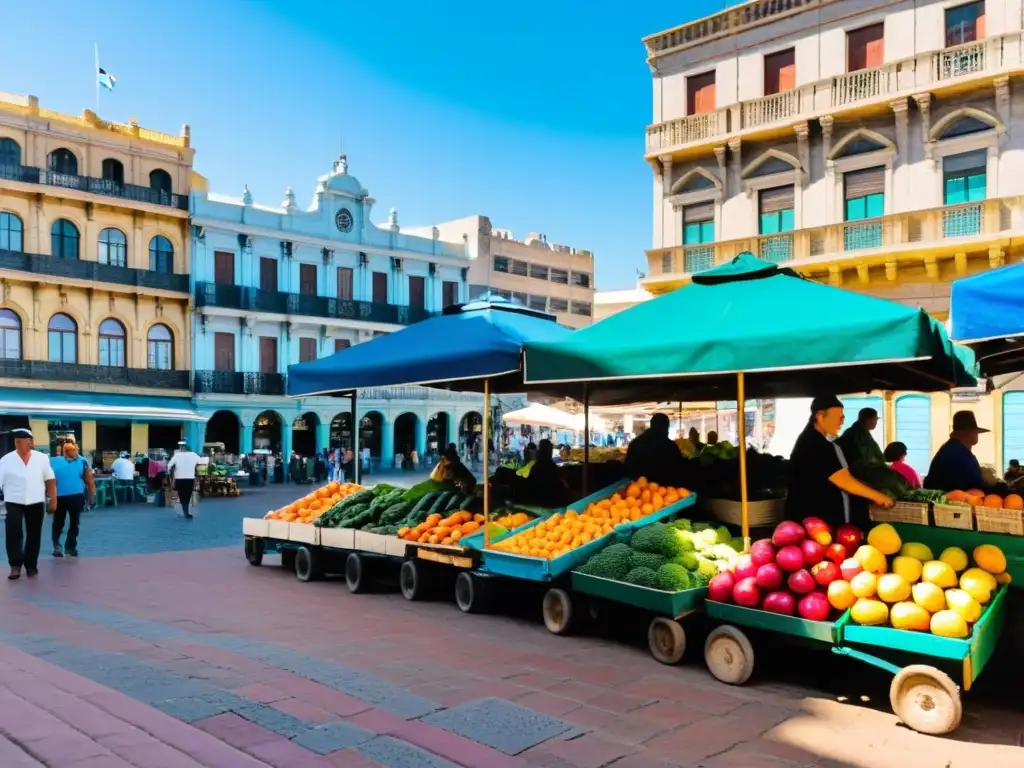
{"left": 732, "top": 554, "right": 757, "bottom": 582}
{"left": 811, "top": 560, "right": 841, "bottom": 587}
{"left": 755, "top": 562, "right": 784, "bottom": 591}
{"left": 840, "top": 557, "right": 863, "bottom": 582}
{"left": 836, "top": 524, "right": 863, "bottom": 553}
{"left": 802, "top": 517, "right": 833, "bottom": 547}
{"left": 749, "top": 539, "right": 776, "bottom": 568}
{"left": 787, "top": 569, "right": 816, "bottom": 595}
{"left": 825, "top": 542, "right": 848, "bottom": 565}
{"left": 801, "top": 539, "right": 826, "bottom": 567}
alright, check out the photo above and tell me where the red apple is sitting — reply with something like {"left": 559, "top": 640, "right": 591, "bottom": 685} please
{"left": 811, "top": 560, "right": 841, "bottom": 587}
{"left": 836, "top": 524, "right": 863, "bottom": 552}
{"left": 825, "top": 542, "right": 848, "bottom": 565}
{"left": 732, "top": 554, "right": 757, "bottom": 582}
{"left": 787, "top": 568, "right": 816, "bottom": 595}
{"left": 801, "top": 539, "right": 826, "bottom": 567}
{"left": 839, "top": 557, "right": 863, "bottom": 582}
{"left": 802, "top": 517, "right": 833, "bottom": 546}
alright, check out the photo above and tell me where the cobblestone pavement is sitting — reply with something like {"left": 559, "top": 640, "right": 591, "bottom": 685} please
{"left": 0, "top": 484, "right": 1022, "bottom": 767}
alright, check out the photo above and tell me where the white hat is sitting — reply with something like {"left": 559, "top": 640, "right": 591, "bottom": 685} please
{"left": 11, "top": 428, "right": 32, "bottom": 439}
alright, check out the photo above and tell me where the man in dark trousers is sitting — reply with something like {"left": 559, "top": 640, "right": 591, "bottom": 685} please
{"left": 50, "top": 438, "right": 95, "bottom": 558}
{"left": 0, "top": 428, "right": 56, "bottom": 579}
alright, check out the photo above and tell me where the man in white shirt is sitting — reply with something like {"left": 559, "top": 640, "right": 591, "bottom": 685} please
{"left": 167, "top": 441, "right": 206, "bottom": 519}
{"left": 0, "top": 428, "right": 56, "bottom": 579}
{"left": 110, "top": 452, "right": 135, "bottom": 481}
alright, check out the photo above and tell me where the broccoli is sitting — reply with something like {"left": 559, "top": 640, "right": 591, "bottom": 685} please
{"left": 689, "top": 570, "right": 710, "bottom": 587}
{"left": 629, "top": 523, "right": 683, "bottom": 558}
{"left": 625, "top": 567, "right": 658, "bottom": 588}
{"left": 671, "top": 518, "right": 693, "bottom": 532}
{"left": 654, "top": 563, "right": 692, "bottom": 592}
{"left": 585, "top": 545, "right": 632, "bottom": 581}
{"left": 629, "top": 550, "right": 667, "bottom": 571}
{"left": 673, "top": 551, "right": 700, "bottom": 571}
{"left": 696, "top": 556, "right": 720, "bottom": 578}
{"left": 709, "top": 544, "right": 740, "bottom": 562}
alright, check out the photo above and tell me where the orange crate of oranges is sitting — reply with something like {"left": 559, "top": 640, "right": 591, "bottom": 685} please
{"left": 947, "top": 489, "right": 1024, "bottom": 536}
{"left": 264, "top": 482, "right": 365, "bottom": 524}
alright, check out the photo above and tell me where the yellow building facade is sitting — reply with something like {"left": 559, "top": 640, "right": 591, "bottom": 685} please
{"left": 0, "top": 93, "right": 199, "bottom": 460}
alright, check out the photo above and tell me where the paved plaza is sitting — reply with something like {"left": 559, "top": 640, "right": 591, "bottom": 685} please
{"left": 0, "top": 484, "right": 1021, "bottom": 767}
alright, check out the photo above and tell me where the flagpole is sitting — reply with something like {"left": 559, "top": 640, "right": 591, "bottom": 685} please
{"left": 94, "top": 43, "right": 100, "bottom": 114}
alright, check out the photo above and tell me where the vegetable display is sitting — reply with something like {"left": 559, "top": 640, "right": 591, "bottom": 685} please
{"left": 398, "top": 510, "right": 486, "bottom": 544}
{"left": 264, "top": 482, "right": 365, "bottom": 524}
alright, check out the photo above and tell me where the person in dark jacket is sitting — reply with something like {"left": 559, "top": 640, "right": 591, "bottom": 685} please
{"left": 924, "top": 411, "right": 988, "bottom": 492}
{"left": 624, "top": 413, "right": 686, "bottom": 486}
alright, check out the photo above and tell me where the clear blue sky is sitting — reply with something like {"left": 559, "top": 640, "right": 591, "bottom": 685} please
{"left": 1, "top": 0, "right": 723, "bottom": 289}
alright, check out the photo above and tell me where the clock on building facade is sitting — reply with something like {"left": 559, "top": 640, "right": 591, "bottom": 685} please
{"left": 335, "top": 208, "right": 353, "bottom": 233}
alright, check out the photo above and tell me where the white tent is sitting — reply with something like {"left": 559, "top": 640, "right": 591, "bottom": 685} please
{"left": 502, "top": 402, "right": 605, "bottom": 433}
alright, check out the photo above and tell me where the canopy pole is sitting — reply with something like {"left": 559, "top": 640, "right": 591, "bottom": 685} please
{"left": 483, "top": 379, "right": 491, "bottom": 549}
{"left": 583, "top": 384, "right": 590, "bottom": 497}
{"left": 678, "top": 401, "right": 682, "bottom": 438}
{"left": 352, "top": 391, "right": 359, "bottom": 485}
{"left": 736, "top": 372, "right": 749, "bottom": 550}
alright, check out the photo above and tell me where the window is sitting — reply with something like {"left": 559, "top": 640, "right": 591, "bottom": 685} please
{"left": 98, "top": 318, "right": 126, "bottom": 367}
{"left": 529, "top": 295, "right": 547, "bottom": 311}
{"left": 98, "top": 228, "right": 127, "bottom": 267}
{"left": 149, "top": 235, "right": 174, "bottom": 272}
{"left": 48, "top": 148, "right": 77, "bottom": 176}
{"left": 848, "top": 23, "right": 884, "bottom": 72}
{"left": 101, "top": 158, "right": 124, "bottom": 185}
{"left": 259, "top": 336, "right": 278, "bottom": 373}
{"left": 759, "top": 187, "right": 795, "bottom": 233}
{"left": 409, "top": 275, "right": 426, "bottom": 311}
{"left": 549, "top": 297, "right": 568, "bottom": 313}
{"left": 683, "top": 203, "right": 715, "bottom": 243}
{"left": 214, "top": 332, "right": 235, "bottom": 372}
{"left": 147, "top": 324, "right": 173, "bottom": 370}
{"left": 442, "top": 280, "right": 458, "bottom": 307}
{"left": 764, "top": 49, "right": 796, "bottom": 95}
{"left": 0, "top": 138, "right": 21, "bottom": 170}
{"left": 214, "top": 251, "right": 235, "bottom": 285}
{"left": 844, "top": 168, "right": 885, "bottom": 220}
{"left": 149, "top": 168, "right": 172, "bottom": 194}
{"left": 337, "top": 266, "right": 354, "bottom": 300}
{"left": 0, "top": 308, "right": 21, "bottom": 360}
{"left": 510, "top": 259, "right": 528, "bottom": 277}
{"left": 260, "top": 257, "right": 278, "bottom": 292}
{"left": 686, "top": 70, "right": 716, "bottom": 116}
{"left": 372, "top": 271, "right": 388, "bottom": 303}
{"left": 493, "top": 256, "right": 509, "bottom": 273}
{"left": 334, "top": 338, "right": 351, "bottom": 353}
{"left": 661, "top": 252, "right": 674, "bottom": 274}
{"left": 941, "top": 116, "right": 991, "bottom": 139}
{"left": 51, "top": 219, "right": 80, "bottom": 259}
{"left": 299, "top": 337, "right": 318, "bottom": 363}
{"left": 529, "top": 264, "right": 549, "bottom": 280}
{"left": 550, "top": 268, "right": 569, "bottom": 284}
{"left": 570, "top": 272, "right": 591, "bottom": 288}
{"left": 943, "top": 150, "right": 986, "bottom": 236}
{"left": 946, "top": 2, "right": 984, "bottom": 46}
{"left": 299, "top": 263, "right": 317, "bottom": 295}
{"left": 512, "top": 291, "right": 529, "bottom": 306}
{"left": 0, "top": 212, "right": 23, "bottom": 252}
{"left": 47, "top": 313, "right": 77, "bottom": 363}
{"left": 571, "top": 301, "right": 592, "bottom": 317}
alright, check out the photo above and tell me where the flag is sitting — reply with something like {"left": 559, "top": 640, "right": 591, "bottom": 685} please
{"left": 98, "top": 67, "right": 116, "bottom": 91}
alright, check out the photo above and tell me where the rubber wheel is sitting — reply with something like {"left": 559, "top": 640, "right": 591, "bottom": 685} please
{"left": 294, "top": 546, "right": 319, "bottom": 582}
{"left": 281, "top": 549, "right": 297, "bottom": 572}
{"left": 704, "top": 625, "right": 755, "bottom": 685}
{"left": 245, "top": 537, "right": 263, "bottom": 566}
{"left": 648, "top": 617, "right": 686, "bottom": 665}
{"left": 400, "top": 559, "right": 425, "bottom": 601}
{"left": 889, "top": 664, "right": 963, "bottom": 735}
{"left": 542, "top": 588, "right": 573, "bottom": 635}
{"left": 345, "top": 553, "right": 366, "bottom": 593}
{"left": 454, "top": 572, "right": 486, "bottom": 614}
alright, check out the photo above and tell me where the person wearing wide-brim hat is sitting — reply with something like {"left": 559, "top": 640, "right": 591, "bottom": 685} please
{"left": 0, "top": 428, "right": 56, "bottom": 579}
{"left": 924, "top": 411, "right": 990, "bottom": 493}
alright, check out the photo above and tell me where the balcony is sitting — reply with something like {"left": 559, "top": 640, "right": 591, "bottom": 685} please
{"left": 0, "top": 248, "right": 189, "bottom": 293}
{"left": 645, "top": 32, "right": 1021, "bottom": 157}
{"left": 193, "top": 371, "right": 286, "bottom": 396}
{"left": 0, "top": 359, "right": 190, "bottom": 389}
{"left": 0, "top": 164, "right": 189, "bottom": 211}
{"left": 357, "top": 386, "right": 483, "bottom": 403}
{"left": 195, "top": 283, "right": 433, "bottom": 325}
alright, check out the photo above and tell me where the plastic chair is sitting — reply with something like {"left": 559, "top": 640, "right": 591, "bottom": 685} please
{"left": 113, "top": 479, "right": 135, "bottom": 506}
{"left": 94, "top": 481, "right": 113, "bottom": 508}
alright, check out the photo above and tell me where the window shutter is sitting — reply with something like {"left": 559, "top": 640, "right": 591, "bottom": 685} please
{"left": 943, "top": 150, "right": 987, "bottom": 175}
{"left": 844, "top": 167, "right": 885, "bottom": 199}
{"left": 683, "top": 202, "right": 714, "bottom": 223}
{"left": 759, "top": 185, "right": 794, "bottom": 214}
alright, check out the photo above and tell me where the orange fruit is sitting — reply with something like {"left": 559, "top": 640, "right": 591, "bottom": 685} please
{"left": 983, "top": 494, "right": 1005, "bottom": 508}
{"left": 1004, "top": 494, "right": 1023, "bottom": 510}
{"left": 946, "top": 490, "right": 967, "bottom": 503}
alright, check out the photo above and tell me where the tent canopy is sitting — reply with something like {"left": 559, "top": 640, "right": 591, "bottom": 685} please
{"left": 287, "top": 294, "right": 570, "bottom": 397}
{"left": 524, "top": 253, "right": 976, "bottom": 404}
{"left": 951, "top": 263, "right": 1024, "bottom": 377}
{"left": 502, "top": 402, "right": 606, "bottom": 432}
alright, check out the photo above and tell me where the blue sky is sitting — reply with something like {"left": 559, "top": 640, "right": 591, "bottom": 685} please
{"left": 1, "top": 0, "right": 723, "bottom": 289}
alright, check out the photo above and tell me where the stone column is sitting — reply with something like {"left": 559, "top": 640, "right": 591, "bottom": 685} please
{"left": 81, "top": 421, "right": 97, "bottom": 454}
{"left": 240, "top": 423, "right": 254, "bottom": 454}
{"left": 381, "top": 418, "right": 394, "bottom": 467}
{"left": 995, "top": 76, "right": 1011, "bottom": 131}
{"left": 281, "top": 428, "right": 293, "bottom": 479}
{"left": 415, "top": 416, "right": 427, "bottom": 458}
{"left": 316, "top": 420, "right": 330, "bottom": 452}
{"left": 187, "top": 420, "right": 205, "bottom": 450}
{"left": 131, "top": 423, "right": 149, "bottom": 455}
{"left": 890, "top": 99, "right": 910, "bottom": 213}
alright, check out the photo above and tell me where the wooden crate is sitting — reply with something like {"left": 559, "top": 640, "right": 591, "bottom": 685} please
{"left": 706, "top": 498, "right": 785, "bottom": 527}
{"left": 242, "top": 518, "right": 269, "bottom": 537}
{"left": 974, "top": 506, "right": 1024, "bottom": 536}
{"left": 869, "top": 501, "right": 929, "bottom": 526}
{"left": 933, "top": 503, "right": 974, "bottom": 531}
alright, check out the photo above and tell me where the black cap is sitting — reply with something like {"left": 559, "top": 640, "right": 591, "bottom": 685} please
{"left": 810, "top": 395, "right": 843, "bottom": 414}
{"left": 952, "top": 410, "right": 989, "bottom": 433}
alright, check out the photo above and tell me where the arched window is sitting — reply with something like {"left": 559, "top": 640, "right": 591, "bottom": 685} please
{"left": 149, "top": 235, "right": 173, "bottom": 272}
{"left": 147, "top": 324, "right": 173, "bottom": 370}
{"left": 941, "top": 116, "right": 991, "bottom": 140}
{"left": 51, "top": 219, "right": 80, "bottom": 259}
{"left": 98, "top": 228, "right": 127, "bottom": 267}
{"left": 47, "top": 148, "right": 78, "bottom": 176}
{"left": 0, "top": 308, "right": 21, "bottom": 360}
{"left": 0, "top": 138, "right": 20, "bottom": 170}
{"left": 149, "top": 168, "right": 172, "bottom": 193}
{"left": 98, "top": 318, "right": 126, "bottom": 367}
{"left": 0, "top": 212, "right": 22, "bottom": 252}
{"left": 47, "top": 313, "right": 77, "bottom": 363}
{"left": 101, "top": 158, "right": 124, "bottom": 185}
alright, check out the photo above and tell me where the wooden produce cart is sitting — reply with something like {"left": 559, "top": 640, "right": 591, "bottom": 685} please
{"left": 198, "top": 474, "right": 241, "bottom": 497}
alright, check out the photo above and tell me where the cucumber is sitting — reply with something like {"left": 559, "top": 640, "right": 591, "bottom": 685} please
{"left": 410, "top": 492, "right": 440, "bottom": 516}
{"left": 443, "top": 493, "right": 464, "bottom": 513}
{"left": 428, "top": 492, "right": 452, "bottom": 515}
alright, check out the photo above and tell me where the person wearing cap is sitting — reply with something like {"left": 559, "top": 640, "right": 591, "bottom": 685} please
{"left": 786, "top": 396, "right": 894, "bottom": 530}
{"left": 924, "top": 411, "right": 989, "bottom": 492}
{"left": 111, "top": 451, "right": 135, "bottom": 482}
{"left": 167, "top": 441, "right": 206, "bottom": 519}
{"left": 49, "top": 439, "right": 95, "bottom": 558}
{"left": 0, "top": 428, "right": 56, "bottom": 579}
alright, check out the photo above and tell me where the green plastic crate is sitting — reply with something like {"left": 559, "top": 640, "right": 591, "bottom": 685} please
{"left": 570, "top": 572, "right": 707, "bottom": 618}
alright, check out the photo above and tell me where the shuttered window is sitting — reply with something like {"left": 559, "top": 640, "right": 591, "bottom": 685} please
{"left": 299, "top": 338, "right": 318, "bottom": 363}
{"left": 946, "top": 1, "right": 984, "bottom": 46}
{"left": 408, "top": 275, "right": 426, "bottom": 311}
{"left": 683, "top": 202, "right": 714, "bottom": 244}
{"left": 844, "top": 167, "right": 885, "bottom": 221}
{"left": 848, "top": 23, "right": 884, "bottom": 71}
{"left": 758, "top": 186, "right": 795, "bottom": 234}
{"left": 764, "top": 49, "right": 796, "bottom": 95}
{"left": 943, "top": 150, "right": 987, "bottom": 204}
{"left": 337, "top": 267, "right": 354, "bottom": 300}
{"left": 686, "top": 70, "right": 716, "bottom": 116}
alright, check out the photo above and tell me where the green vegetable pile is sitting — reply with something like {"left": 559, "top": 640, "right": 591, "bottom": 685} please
{"left": 316, "top": 484, "right": 479, "bottom": 535}
{"left": 897, "top": 488, "right": 951, "bottom": 505}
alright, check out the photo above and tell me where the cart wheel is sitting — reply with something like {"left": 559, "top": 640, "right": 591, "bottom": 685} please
{"left": 244, "top": 537, "right": 263, "bottom": 566}
{"left": 400, "top": 559, "right": 426, "bottom": 601}
{"left": 889, "top": 664, "right": 962, "bottom": 735}
{"left": 542, "top": 588, "right": 574, "bottom": 635}
{"left": 704, "top": 625, "right": 755, "bottom": 685}
{"left": 648, "top": 618, "right": 686, "bottom": 665}
{"left": 281, "top": 548, "right": 297, "bottom": 572}
{"left": 454, "top": 572, "right": 487, "bottom": 614}
{"left": 294, "top": 546, "right": 319, "bottom": 582}
{"left": 345, "top": 553, "right": 366, "bottom": 593}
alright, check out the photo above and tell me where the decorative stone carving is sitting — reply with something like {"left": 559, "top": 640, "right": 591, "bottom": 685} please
{"left": 885, "top": 261, "right": 898, "bottom": 281}
{"left": 913, "top": 93, "right": 933, "bottom": 158}
{"left": 241, "top": 185, "right": 253, "bottom": 206}
{"left": 954, "top": 252, "right": 968, "bottom": 275}
{"left": 820, "top": 116, "right": 834, "bottom": 170}
{"left": 856, "top": 264, "right": 869, "bottom": 284}
{"left": 989, "top": 247, "right": 1005, "bottom": 270}
{"left": 794, "top": 122, "right": 810, "bottom": 186}
{"left": 659, "top": 155, "right": 673, "bottom": 195}
{"left": 282, "top": 185, "right": 297, "bottom": 212}
{"left": 924, "top": 255, "right": 939, "bottom": 280}
{"left": 828, "top": 266, "right": 842, "bottom": 287}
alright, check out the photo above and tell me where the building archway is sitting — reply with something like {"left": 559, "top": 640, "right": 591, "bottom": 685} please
{"left": 427, "top": 412, "right": 450, "bottom": 456}
{"left": 204, "top": 410, "right": 240, "bottom": 454}
{"left": 292, "top": 411, "right": 319, "bottom": 457}
{"left": 330, "top": 412, "right": 353, "bottom": 450}
{"left": 254, "top": 411, "right": 283, "bottom": 453}
{"left": 393, "top": 412, "right": 418, "bottom": 461}
{"left": 459, "top": 411, "right": 482, "bottom": 454}
{"left": 360, "top": 411, "right": 383, "bottom": 458}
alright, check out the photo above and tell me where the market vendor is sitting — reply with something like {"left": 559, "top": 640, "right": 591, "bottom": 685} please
{"left": 624, "top": 413, "right": 686, "bottom": 486}
{"left": 521, "top": 439, "right": 573, "bottom": 506}
{"left": 923, "top": 411, "right": 989, "bottom": 492}
{"left": 837, "top": 407, "right": 885, "bottom": 472}
{"left": 430, "top": 443, "right": 476, "bottom": 489}
{"left": 786, "top": 395, "right": 894, "bottom": 529}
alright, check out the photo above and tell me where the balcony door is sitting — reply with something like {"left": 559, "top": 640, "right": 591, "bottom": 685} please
{"left": 758, "top": 186, "right": 795, "bottom": 263}
{"left": 214, "top": 251, "right": 235, "bottom": 285}
{"left": 683, "top": 203, "right": 715, "bottom": 273}
{"left": 372, "top": 271, "right": 388, "bottom": 303}
{"left": 843, "top": 167, "right": 885, "bottom": 250}
{"left": 260, "top": 257, "right": 278, "bottom": 292}
{"left": 259, "top": 336, "right": 278, "bottom": 374}
{"left": 337, "top": 266, "right": 354, "bottom": 300}
{"left": 442, "top": 280, "right": 458, "bottom": 308}
{"left": 764, "top": 49, "right": 796, "bottom": 96}
{"left": 943, "top": 150, "right": 987, "bottom": 236}
{"left": 946, "top": 1, "right": 984, "bottom": 47}
{"left": 299, "top": 337, "right": 318, "bottom": 363}
{"left": 847, "top": 23, "right": 884, "bottom": 72}
{"left": 408, "top": 275, "right": 426, "bottom": 312}
{"left": 214, "top": 332, "right": 235, "bottom": 372}
{"left": 686, "top": 71, "right": 716, "bottom": 116}
{"left": 299, "top": 263, "right": 317, "bottom": 295}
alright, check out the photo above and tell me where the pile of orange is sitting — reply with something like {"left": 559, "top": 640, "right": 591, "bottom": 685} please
{"left": 264, "top": 481, "right": 364, "bottom": 524}
{"left": 946, "top": 489, "right": 1024, "bottom": 510}
{"left": 488, "top": 477, "right": 690, "bottom": 561}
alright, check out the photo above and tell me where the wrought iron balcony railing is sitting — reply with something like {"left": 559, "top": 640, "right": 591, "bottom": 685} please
{"left": 193, "top": 370, "right": 286, "bottom": 396}
{"left": 0, "top": 248, "right": 189, "bottom": 292}
{"left": 0, "top": 164, "right": 189, "bottom": 211}
{"left": 0, "top": 359, "right": 189, "bottom": 389}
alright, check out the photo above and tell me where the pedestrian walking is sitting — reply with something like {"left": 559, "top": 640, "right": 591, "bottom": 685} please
{"left": 167, "top": 441, "right": 205, "bottom": 519}
{"left": 49, "top": 439, "right": 94, "bottom": 558}
{"left": 0, "top": 428, "right": 56, "bottom": 579}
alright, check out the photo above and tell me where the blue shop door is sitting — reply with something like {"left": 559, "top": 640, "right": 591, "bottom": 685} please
{"left": 840, "top": 396, "right": 885, "bottom": 449}
{"left": 1002, "top": 392, "right": 1024, "bottom": 474}
{"left": 895, "top": 395, "right": 931, "bottom": 477}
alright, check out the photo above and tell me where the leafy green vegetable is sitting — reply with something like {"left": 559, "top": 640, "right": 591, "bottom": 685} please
{"left": 625, "top": 567, "right": 658, "bottom": 588}
{"left": 654, "top": 563, "right": 692, "bottom": 592}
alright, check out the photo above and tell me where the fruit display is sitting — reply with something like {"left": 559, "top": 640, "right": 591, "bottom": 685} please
{"left": 264, "top": 482, "right": 365, "bottom": 524}
{"left": 567, "top": 446, "right": 626, "bottom": 464}
{"left": 945, "top": 489, "right": 1024, "bottom": 510}
{"left": 576, "top": 519, "right": 740, "bottom": 589}
{"left": 336, "top": 487, "right": 479, "bottom": 535}
{"left": 398, "top": 510, "right": 486, "bottom": 544}
{"left": 487, "top": 477, "right": 691, "bottom": 561}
